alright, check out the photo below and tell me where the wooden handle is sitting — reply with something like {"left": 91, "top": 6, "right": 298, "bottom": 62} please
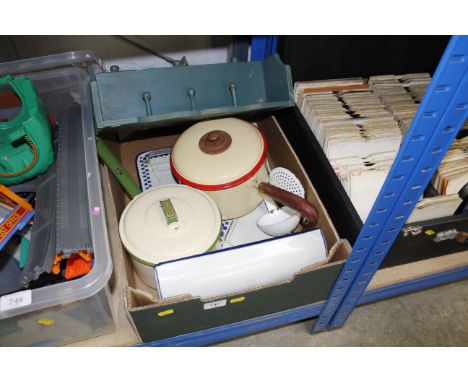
{"left": 258, "top": 182, "right": 319, "bottom": 226}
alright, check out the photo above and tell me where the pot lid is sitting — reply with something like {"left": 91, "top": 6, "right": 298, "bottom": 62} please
{"left": 171, "top": 118, "right": 267, "bottom": 190}
{"left": 119, "top": 185, "right": 221, "bottom": 266}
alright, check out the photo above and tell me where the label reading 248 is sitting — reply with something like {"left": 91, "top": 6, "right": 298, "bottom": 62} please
{"left": 0, "top": 290, "right": 32, "bottom": 312}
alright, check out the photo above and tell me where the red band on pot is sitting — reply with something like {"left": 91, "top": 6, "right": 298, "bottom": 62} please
{"left": 170, "top": 126, "right": 268, "bottom": 191}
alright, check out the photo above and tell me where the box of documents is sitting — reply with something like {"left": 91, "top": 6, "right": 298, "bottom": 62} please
{"left": 285, "top": 73, "right": 468, "bottom": 268}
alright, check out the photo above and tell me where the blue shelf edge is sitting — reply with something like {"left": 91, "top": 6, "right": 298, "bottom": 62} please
{"left": 137, "top": 301, "right": 324, "bottom": 347}
{"left": 360, "top": 264, "right": 468, "bottom": 305}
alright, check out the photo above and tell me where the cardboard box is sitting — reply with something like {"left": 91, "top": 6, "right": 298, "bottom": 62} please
{"left": 100, "top": 115, "right": 351, "bottom": 343}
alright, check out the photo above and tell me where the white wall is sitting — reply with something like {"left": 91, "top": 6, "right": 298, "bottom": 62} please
{"left": 0, "top": 36, "right": 233, "bottom": 69}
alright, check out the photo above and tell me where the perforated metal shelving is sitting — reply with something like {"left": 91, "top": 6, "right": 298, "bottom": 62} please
{"left": 313, "top": 35, "right": 468, "bottom": 332}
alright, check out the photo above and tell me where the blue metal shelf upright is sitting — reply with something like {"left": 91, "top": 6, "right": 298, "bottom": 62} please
{"left": 139, "top": 35, "right": 468, "bottom": 346}
{"left": 250, "top": 36, "right": 279, "bottom": 61}
{"left": 314, "top": 35, "right": 468, "bottom": 332}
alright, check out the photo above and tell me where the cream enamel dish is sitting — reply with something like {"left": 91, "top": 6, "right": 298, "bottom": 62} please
{"left": 119, "top": 185, "right": 221, "bottom": 288}
{"left": 155, "top": 229, "right": 327, "bottom": 300}
{"left": 170, "top": 118, "right": 269, "bottom": 219}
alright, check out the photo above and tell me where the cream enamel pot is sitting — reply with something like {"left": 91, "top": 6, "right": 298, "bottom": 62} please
{"left": 119, "top": 185, "right": 222, "bottom": 288}
{"left": 170, "top": 118, "right": 269, "bottom": 219}
{"left": 170, "top": 118, "right": 320, "bottom": 224}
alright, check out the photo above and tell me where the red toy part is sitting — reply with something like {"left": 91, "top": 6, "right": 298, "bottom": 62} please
{"left": 0, "top": 91, "right": 21, "bottom": 122}
{"left": 64, "top": 251, "right": 93, "bottom": 280}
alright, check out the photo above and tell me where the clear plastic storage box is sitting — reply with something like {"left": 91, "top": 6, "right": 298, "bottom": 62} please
{"left": 0, "top": 55, "right": 114, "bottom": 346}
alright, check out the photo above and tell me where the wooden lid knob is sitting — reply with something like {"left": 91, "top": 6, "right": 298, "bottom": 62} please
{"left": 199, "top": 130, "right": 232, "bottom": 155}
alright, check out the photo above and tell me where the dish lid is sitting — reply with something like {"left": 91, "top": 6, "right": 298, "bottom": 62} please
{"left": 171, "top": 118, "right": 267, "bottom": 190}
{"left": 119, "top": 185, "right": 221, "bottom": 265}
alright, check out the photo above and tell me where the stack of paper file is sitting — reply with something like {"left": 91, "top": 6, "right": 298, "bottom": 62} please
{"left": 433, "top": 137, "right": 468, "bottom": 196}
{"left": 406, "top": 194, "right": 463, "bottom": 224}
{"left": 294, "top": 77, "right": 365, "bottom": 110}
{"left": 369, "top": 73, "right": 431, "bottom": 136}
{"left": 296, "top": 79, "right": 402, "bottom": 221}
{"left": 297, "top": 73, "right": 467, "bottom": 224}
{"left": 406, "top": 137, "right": 467, "bottom": 223}
{"left": 371, "top": 73, "right": 467, "bottom": 198}
{"left": 331, "top": 151, "right": 398, "bottom": 220}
